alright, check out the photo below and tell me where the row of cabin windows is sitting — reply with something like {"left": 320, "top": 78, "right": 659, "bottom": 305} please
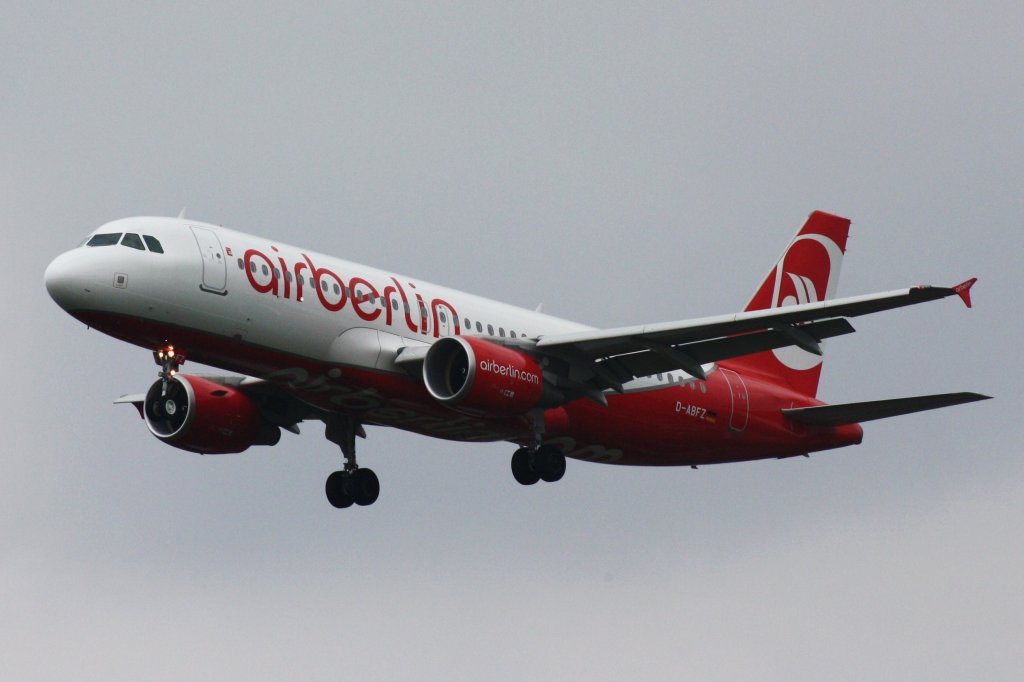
{"left": 461, "top": 317, "right": 525, "bottom": 339}
{"left": 667, "top": 372, "right": 708, "bottom": 393}
{"left": 237, "top": 258, "right": 528, "bottom": 339}
{"left": 86, "top": 232, "right": 164, "bottom": 253}
{"left": 652, "top": 372, "right": 708, "bottom": 392}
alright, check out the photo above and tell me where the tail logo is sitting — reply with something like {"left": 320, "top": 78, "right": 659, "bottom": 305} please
{"left": 769, "top": 234, "right": 844, "bottom": 371}
{"left": 780, "top": 272, "right": 820, "bottom": 307}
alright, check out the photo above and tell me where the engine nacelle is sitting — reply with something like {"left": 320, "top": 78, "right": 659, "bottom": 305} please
{"left": 423, "top": 336, "right": 559, "bottom": 415}
{"left": 143, "top": 374, "right": 280, "bottom": 454}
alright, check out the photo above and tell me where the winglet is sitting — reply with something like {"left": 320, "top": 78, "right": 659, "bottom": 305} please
{"left": 952, "top": 277, "right": 977, "bottom": 308}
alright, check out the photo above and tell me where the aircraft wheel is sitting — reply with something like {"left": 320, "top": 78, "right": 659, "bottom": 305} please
{"left": 351, "top": 468, "right": 380, "bottom": 506}
{"left": 511, "top": 447, "right": 540, "bottom": 485}
{"left": 536, "top": 446, "right": 566, "bottom": 483}
{"left": 325, "top": 470, "right": 354, "bottom": 508}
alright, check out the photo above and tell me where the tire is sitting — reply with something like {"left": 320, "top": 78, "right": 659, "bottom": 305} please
{"left": 536, "top": 446, "right": 566, "bottom": 483}
{"left": 325, "top": 470, "right": 354, "bottom": 508}
{"left": 351, "top": 468, "right": 380, "bottom": 506}
{"left": 511, "top": 447, "right": 540, "bottom": 485}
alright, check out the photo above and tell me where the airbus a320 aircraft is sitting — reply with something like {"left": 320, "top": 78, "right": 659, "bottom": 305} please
{"left": 45, "top": 211, "right": 988, "bottom": 509}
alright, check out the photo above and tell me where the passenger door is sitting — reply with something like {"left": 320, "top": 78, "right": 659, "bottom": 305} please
{"left": 190, "top": 226, "right": 227, "bottom": 294}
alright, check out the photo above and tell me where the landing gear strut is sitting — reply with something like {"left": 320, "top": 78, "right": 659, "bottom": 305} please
{"left": 324, "top": 415, "right": 379, "bottom": 508}
{"left": 153, "top": 345, "right": 186, "bottom": 393}
{"left": 147, "top": 345, "right": 188, "bottom": 420}
{"left": 511, "top": 445, "right": 566, "bottom": 485}
{"left": 511, "top": 409, "right": 566, "bottom": 486}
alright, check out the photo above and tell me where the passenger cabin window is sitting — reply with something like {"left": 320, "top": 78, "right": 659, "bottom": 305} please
{"left": 476, "top": 321, "right": 483, "bottom": 333}
{"left": 142, "top": 235, "right": 164, "bottom": 253}
{"left": 120, "top": 233, "right": 146, "bottom": 250}
{"left": 487, "top": 324, "right": 494, "bottom": 336}
{"left": 86, "top": 233, "right": 122, "bottom": 247}
{"left": 499, "top": 327, "right": 505, "bottom": 337}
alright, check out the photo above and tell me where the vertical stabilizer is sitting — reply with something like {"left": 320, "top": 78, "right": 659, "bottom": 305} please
{"left": 720, "top": 211, "right": 851, "bottom": 397}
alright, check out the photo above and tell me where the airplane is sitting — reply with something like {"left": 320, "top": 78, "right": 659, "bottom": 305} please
{"left": 44, "top": 210, "right": 989, "bottom": 509}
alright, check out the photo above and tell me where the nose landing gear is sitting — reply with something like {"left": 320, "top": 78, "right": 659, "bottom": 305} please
{"left": 153, "top": 345, "right": 186, "bottom": 393}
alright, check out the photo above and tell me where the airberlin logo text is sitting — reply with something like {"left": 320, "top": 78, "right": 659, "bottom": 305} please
{"left": 479, "top": 359, "right": 541, "bottom": 385}
{"left": 242, "top": 247, "right": 459, "bottom": 338}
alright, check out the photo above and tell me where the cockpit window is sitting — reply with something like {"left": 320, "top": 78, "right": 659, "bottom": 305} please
{"left": 86, "top": 233, "right": 122, "bottom": 247}
{"left": 121, "top": 233, "right": 145, "bottom": 250}
{"left": 143, "top": 235, "right": 164, "bottom": 253}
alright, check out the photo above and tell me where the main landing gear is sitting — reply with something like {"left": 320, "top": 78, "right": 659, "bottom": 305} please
{"left": 322, "top": 410, "right": 564, "bottom": 505}
{"left": 324, "top": 415, "right": 380, "bottom": 508}
{"left": 511, "top": 445, "right": 566, "bottom": 486}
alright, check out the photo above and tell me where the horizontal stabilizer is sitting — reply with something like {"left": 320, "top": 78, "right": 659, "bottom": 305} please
{"left": 782, "top": 392, "right": 991, "bottom": 426}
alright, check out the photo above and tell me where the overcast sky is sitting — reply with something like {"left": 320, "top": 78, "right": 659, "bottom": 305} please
{"left": 3, "top": 3, "right": 1021, "bottom": 680}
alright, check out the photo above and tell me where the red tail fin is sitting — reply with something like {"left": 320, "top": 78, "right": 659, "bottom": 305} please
{"left": 720, "top": 211, "right": 851, "bottom": 397}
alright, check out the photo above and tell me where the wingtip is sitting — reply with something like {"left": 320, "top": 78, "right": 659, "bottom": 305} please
{"left": 952, "top": 277, "right": 977, "bottom": 308}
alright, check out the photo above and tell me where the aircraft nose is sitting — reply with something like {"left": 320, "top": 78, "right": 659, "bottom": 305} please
{"left": 44, "top": 250, "right": 91, "bottom": 311}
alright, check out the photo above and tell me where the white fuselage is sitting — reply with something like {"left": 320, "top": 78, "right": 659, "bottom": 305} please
{"left": 48, "top": 217, "right": 592, "bottom": 370}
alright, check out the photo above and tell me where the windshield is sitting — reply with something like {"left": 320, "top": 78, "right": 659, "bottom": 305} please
{"left": 86, "top": 233, "right": 122, "bottom": 247}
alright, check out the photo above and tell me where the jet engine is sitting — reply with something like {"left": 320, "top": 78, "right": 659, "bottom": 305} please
{"left": 423, "top": 336, "right": 561, "bottom": 415}
{"left": 143, "top": 374, "right": 281, "bottom": 454}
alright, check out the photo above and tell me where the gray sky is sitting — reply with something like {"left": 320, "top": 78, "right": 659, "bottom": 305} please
{"left": 3, "top": 3, "right": 1021, "bottom": 680}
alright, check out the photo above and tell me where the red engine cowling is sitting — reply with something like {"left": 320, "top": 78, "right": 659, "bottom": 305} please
{"left": 143, "top": 374, "right": 280, "bottom": 454}
{"left": 423, "top": 336, "right": 558, "bottom": 415}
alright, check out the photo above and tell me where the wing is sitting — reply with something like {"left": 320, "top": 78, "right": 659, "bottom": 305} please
{"left": 505, "top": 279, "right": 977, "bottom": 399}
